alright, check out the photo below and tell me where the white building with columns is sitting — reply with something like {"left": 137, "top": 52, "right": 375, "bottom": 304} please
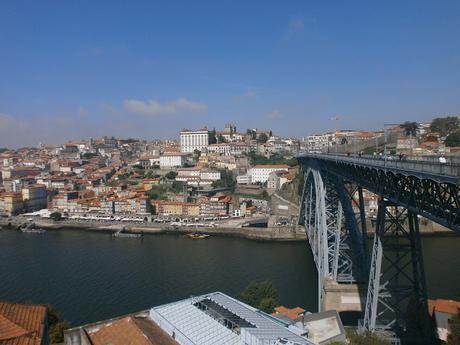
{"left": 180, "top": 128, "right": 210, "bottom": 153}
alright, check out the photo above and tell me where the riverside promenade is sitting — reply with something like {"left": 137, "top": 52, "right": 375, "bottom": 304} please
{"left": 0, "top": 217, "right": 307, "bottom": 242}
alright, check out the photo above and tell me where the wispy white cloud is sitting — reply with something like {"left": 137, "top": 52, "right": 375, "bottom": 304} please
{"left": 233, "top": 90, "right": 257, "bottom": 102}
{"left": 288, "top": 18, "right": 304, "bottom": 33}
{"left": 123, "top": 98, "right": 208, "bottom": 115}
{"left": 265, "top": 110, "right": 283, "bottom": 120}
{"left": 0, "top": 113, "right": 29, "bottom": 130}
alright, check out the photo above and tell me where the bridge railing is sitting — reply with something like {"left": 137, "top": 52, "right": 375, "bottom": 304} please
{"left": 298, "top": 152, "right": 460, "bottom": 178}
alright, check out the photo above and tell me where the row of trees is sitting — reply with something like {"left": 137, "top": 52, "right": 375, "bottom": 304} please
{"left": 245, "top": 152, "right": 297, "bottom": 166}
{"left": 431, "top": 116, "right": 460, "bottom": 147}
{"left": 211, "top": 169, "right": 236, "bottom": 191}
{"left": 400, "top": 117, "right": 460, "bottom": 147}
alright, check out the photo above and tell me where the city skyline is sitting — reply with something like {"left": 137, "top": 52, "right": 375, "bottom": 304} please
{"left": 1, "top": 1, "right": 460, "bottom": 147}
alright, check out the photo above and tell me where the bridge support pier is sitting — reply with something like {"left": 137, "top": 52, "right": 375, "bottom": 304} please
{"left": 323, "top": 279, "right": 366, "bottom": 312}
{"left": 362, "top": 199, "right": 435, "bottom": 343}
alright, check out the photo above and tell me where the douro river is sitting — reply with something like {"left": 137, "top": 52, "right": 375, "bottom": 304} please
{"left": 0, "top": 229, "right": 458, "bottom": 326}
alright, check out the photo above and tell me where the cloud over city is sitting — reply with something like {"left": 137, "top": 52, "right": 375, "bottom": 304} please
{"left": 265, "top": 110, "right": 283, "bottom": 120}
{"left": 288, "top": 18, "right": 304, "bottom": 33}
{"left": 123, "top": 98, "right": 208, "bottom": 115}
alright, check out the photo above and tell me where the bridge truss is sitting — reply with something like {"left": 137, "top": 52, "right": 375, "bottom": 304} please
{"left": 299, "top": 167, "right": 368, "bottom": 311}
{"left": 298, "top": 154, "right": 459, "bottom": 343}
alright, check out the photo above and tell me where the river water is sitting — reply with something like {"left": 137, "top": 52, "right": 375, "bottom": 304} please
{"left": 0, "top": 229, "right": 458, "bottom": 326}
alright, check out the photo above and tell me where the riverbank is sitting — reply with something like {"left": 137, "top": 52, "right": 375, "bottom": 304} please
{"left": 1, "top": 216, "right": 456, "bottom": 242}
{"left": 0, "top": 218, "right": 307, "bottom": 242}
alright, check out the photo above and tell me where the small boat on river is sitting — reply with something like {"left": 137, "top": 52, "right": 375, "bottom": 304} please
{"left": 186, "top": 233, "right": 210, "bottom": 240}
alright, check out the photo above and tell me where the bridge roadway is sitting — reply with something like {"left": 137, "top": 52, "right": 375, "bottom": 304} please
{"left": 297, "top": 152, "right": 460, "bottom": 343}
{"left": 298, "top": 152, "right": 460, "bottom": 233}
{"left": 300, "top": 152, "right": 460, "bottom": 182}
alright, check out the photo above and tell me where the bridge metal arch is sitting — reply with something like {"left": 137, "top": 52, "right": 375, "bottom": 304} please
{"left": 297, "top": 154, "right": 458, "bottom": 343}
{"left": 300, "top": 167, "right": 363, "bottom": 311}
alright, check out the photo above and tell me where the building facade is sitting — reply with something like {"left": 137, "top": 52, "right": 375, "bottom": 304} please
{"left": 180, "top": 128, "right": 210, "bottom": 153}
{"left": 248, "top": 165, "right": 290, "bottom": 184}
{"left": 160, "top": 153, "right": 187, "bottom": 169}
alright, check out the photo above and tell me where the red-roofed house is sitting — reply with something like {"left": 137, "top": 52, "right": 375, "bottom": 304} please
{"left": 429, "top": 299, "right": 460, "bottom": 342}
{"left": 0, "top": 301, "right": 49, "bottom": 345}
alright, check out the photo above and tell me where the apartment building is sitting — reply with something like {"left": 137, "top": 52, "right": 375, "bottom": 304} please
{"left": 200, "top": 194, "right": 232, "bottom": 217}
{"left": 153, "top": 200, "right": 200, "bottom": 217}
{"left": 22, "top": 184, "right": 47, "bottom": 211}
{"left": 248, "top": 165, "right": 290, "bottom": 184}
{"left": 159, "top": 152, "right": 187, "bottom": 169}
{"left": 0, "top": 192, "right": 24, "bottom": 215}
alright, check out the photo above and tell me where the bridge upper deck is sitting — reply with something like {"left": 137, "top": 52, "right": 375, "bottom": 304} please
{"left": 298, "top": 152, "right": 460, "bottom": 185}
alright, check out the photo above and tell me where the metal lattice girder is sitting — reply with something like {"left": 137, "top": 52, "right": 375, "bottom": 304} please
{"left": 298, "top": 156, "right": 460, "bottom": 233}
{"left": 299, "top": 168, "right": 362, "bottom": 310}
{"left": 361, "top": 199, "right": 435, "bottom": 343}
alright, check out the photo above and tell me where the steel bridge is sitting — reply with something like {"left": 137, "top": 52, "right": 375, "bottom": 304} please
{"left": 297, "top": 153, "right": 460, "bottom": 343}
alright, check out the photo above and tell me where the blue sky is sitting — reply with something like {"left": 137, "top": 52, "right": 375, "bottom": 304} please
{"left": 0, "top": 1, "right": 459, "bottom": 147}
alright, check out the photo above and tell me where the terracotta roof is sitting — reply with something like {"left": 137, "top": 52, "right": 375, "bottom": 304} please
{"left": 272, "top": 306, "right": 306, "bottom": 320}
{"left": 87, "top": 316, "right": 178, "bottom": 345}
{"left": 0, "top": 301, "right": 47, "bottom": 345}
{"left": 428, "top": 299, "right": 460, "bottom": 315}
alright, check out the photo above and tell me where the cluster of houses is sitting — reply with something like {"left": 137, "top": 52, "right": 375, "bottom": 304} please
{"left": 0, "top": 124, "right": 299, "bottom": 219}
{"left": 1, "top": 119, "right": 458, "bottom": 220}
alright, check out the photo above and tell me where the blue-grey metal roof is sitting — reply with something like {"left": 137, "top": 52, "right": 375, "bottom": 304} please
{"left": 150, "top": 292, "right": 315, "bottom": 345}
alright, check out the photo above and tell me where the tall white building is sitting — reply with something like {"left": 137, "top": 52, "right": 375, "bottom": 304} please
{"left": 180, "top": 128, "right": 210, "bottom": 153}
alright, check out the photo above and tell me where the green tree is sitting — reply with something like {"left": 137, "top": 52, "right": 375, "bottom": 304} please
{"left": 212, "top": 169, "right": 236, "bottom": 191}
{"left": 261, "top": 190, "right": 269, "bottom": 200}
{"left": 400, "top": 121, "right": 418, "bottom": 136}
{"left": 209, "top": 129, "right": 217, "bottom": 144}
{"left": 430, "top": 116, "right": 459, "bottom": 136}
{"left": 446, "top": 130, "right": 460, "bottom": 147}
{"left": 217, "top": 134, "right": 227, "bottom": 143}
{"left": 346, "top": 330, "right": 391, "bottom": 345}
{"left": 82, "top": 152, "right": 97, "bottom": 159}
{"left": 165, "top": 171, "right": 178, "bottom": 180}
{"left": 239, "top": 281, "right": 279, "bottom": 313}
{"left": 147, "top": 186, "right": 167, "bottom": 200}
{"left": 50, "top": 212, "right": 62, "bottom": 221}
{"left": 257, "top": 133, "right": 268, "bottom": 144}
{"left": 246, "top": 129, "right": 257, "bottom": 140}
{"left": 171, "top": 180, "right": 185, "bottom": 193}
{"left": 448, "top": 310, "right": 460, "bottom": 345}
{"left": 246, "top": 152, "right": 297, "bottom": 167}
{"left": 144, "top": 170, "right": 155, "bottom": 179}
{"left": 47, "top": 304, "right": 70, "bottom": 343}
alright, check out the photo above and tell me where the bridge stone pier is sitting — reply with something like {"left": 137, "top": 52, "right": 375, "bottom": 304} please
{"left": 297, "top": 153, "right": 460, "bottom": 344}
{"left": 323, "top": 279, "right": 365, "bottom": 312}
